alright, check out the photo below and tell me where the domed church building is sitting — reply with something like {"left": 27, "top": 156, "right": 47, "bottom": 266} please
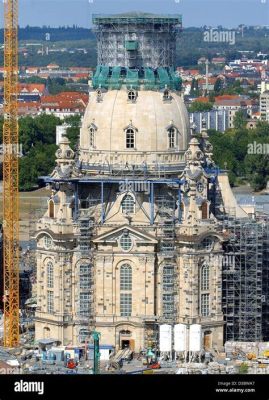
{"left": 34, "top": 13, "right": 260, "bottom": 353}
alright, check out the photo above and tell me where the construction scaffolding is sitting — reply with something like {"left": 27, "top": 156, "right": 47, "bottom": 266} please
{"left": 75, "top": 217, "right": 95, "bottom": 338}
{"left": 156, "top": 194, "right": 178, "bottom": 325}
{"left": 261, "top": 219, "right": 269, "bottom": 341}
{"left": 93, "top": 13, "right": 182, "bottom": 69}
{"left": 143, "top": 321, "right": 159, "bottom": 351}
{"left": 222, "top": 219, "right": 264, "bottom": 342}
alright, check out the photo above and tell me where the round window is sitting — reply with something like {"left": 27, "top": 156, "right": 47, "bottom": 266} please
{"left": 128, "top": 90, "right": 136, "bottom": 101}
{"left": 120, "top": 234, "right": 132, "bottom": 251}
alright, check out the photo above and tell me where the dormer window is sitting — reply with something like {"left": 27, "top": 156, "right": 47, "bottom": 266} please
{"left": 89, "top": 127, "right": 95, "bottom": 147}
{"left": 124, "top": 123, "right": 138, "bottom": 150}
{"left": 88, "top": 123, "right": 97, "bottom": 148}
{"left": 168, "top": 127, "right": 176, "bottom": 148}
{"left": 166, "top": 124, "right": 179, "bottom": 149}
{"left": 96, "top": 89, "right": 103, "bottom": 102}
{"left": 126, "top": 128, "right": 135, "bottom": 148}
{"left": 163, "top": 88, "right": 171, "bottom": 102}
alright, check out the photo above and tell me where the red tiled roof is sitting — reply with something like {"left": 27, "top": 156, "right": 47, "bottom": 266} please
{"left": 198, "top": 77, "right": 218, "bottom": 85}
{"left": 193, "top": 97, "right": 210, "bottom": 103}
{"left": 69, "top": 67, "right": 91, "bottom": 71}
{"left": 184, "top": 69, "right": 200, "bottom": 75}
{"left": 41, "top": 91, "right": 89, "bottom": 111}
{"left": 19, "top": 83, "right": 46, "bottom": 93}
{"left": 74, "top": 73, "right": 89, "bottom": 78}
{"left": 215, "top": 95, "right": 241, "bottom": 100}
{"left": 212, "top": 57, "right": 226, "bottom": 63}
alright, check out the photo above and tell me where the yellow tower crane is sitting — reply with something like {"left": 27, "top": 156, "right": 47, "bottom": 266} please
{"left": 3, "top": 0, "right": 20, "bottom": 347}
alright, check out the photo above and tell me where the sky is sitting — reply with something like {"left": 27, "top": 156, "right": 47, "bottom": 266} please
{"left": 0, "top": 0, "right": 268, "bottom": 28}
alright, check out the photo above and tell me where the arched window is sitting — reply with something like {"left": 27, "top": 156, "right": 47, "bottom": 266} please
{"left": 49, "top": 200, "right": 54, "bottom": 218}
{"left": 126, "top": 128, "right": 135, "bottom": 149}
{"left": 168, "top": 127, "right": 176, "bottom": 149}
{"left": 121, "top": 195, "right": 135, "bottom": 214}
{"left": 120, "top": 264, "right": 132, "bottom": 317}
{"left": 200, "top": 263, "right": 210, "bottom": 317}
{"left": 201, "top": 264, "right": 209, "bottom": 291}
{"left": 47, "top": 262, "right": 54, "bottom": 288}
{"left": 89, "top": 127, "right": 95, "bottom": 147}
{"left": 120, "top": 264, "right": 132, "bottom": 290}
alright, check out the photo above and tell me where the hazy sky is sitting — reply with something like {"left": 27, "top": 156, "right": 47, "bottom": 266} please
{"left": 0, "top": 0, "right": 268, "bottom": 28}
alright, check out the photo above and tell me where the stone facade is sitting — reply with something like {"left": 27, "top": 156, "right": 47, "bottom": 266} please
{"left": 34, "top": 128, "right": 236, "bottom": 351}
{"left": 34, "top": 13, "right": 247, "bottom": 353}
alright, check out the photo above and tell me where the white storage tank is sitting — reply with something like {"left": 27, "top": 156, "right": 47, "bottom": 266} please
{"left": 159, "top": 324, "right": 172, "bottom": 352}
{"left": 174, "top": 324, "right": 187, "bottom": 352}
{"left": 189, "top": 324, "right": 202, "bottom": 352}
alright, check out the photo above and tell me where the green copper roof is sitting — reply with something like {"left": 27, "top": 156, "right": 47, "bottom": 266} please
{"left": 92, "top": 66, "right": 182, "bottom": 91}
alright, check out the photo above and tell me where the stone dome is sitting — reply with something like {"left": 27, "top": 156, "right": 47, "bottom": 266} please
{"left": 79, "top": 88, "right": 190, "bottom": 175}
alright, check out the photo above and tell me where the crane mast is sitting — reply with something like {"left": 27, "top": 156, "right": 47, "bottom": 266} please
{"left": 3, "top": 0, "right": 20, "bottom": 347}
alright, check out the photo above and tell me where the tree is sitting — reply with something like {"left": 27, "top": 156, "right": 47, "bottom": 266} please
{"left": 214, "top": 78, "right": 222, "bottom": 94}
{"left": 188, "top": 101, "right": 214, "bottom": 113}
{"left": 20, "top": 76, "right": 47, "bottom": 84}
{"left": 65, "top": 115, "right": 81, "bottom": 150}
{"left": 19, "top": 113, "right": 61, "bottom": 153}
{"left": 233, "top": 111, "right": 247, "bottom": 130}
{"left": 19, "top": 144, "right": 57, "bottom": 191}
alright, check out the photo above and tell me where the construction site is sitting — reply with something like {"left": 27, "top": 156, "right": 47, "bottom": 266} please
{"left": 1, "top": 7, "right": 269, "bottom": 376}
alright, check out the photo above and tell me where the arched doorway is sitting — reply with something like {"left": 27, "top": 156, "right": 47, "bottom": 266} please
{"left": 119, "top": 329, "right": 135, "bottom": 351}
